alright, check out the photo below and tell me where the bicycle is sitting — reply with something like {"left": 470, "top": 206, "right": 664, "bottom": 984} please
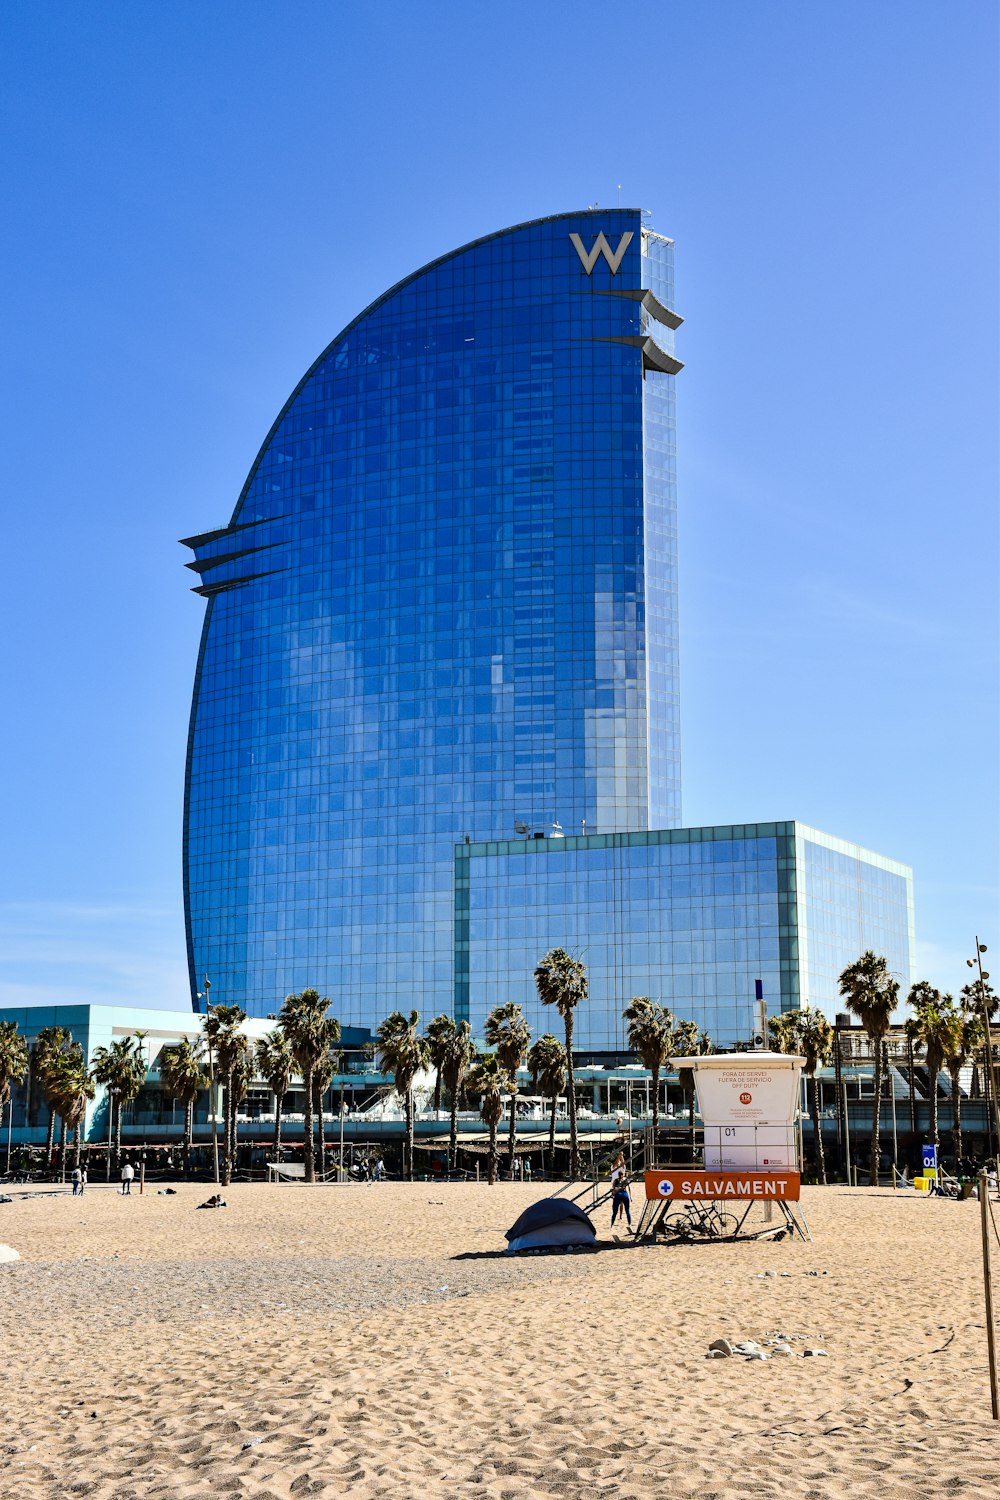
{"left": 663, "top": 1200, "right": 741, "bottom": 1241}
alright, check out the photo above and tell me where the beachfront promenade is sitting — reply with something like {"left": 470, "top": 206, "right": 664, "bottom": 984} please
{"left": 0, "top": 1181, "right": 998, "bottom": 1499}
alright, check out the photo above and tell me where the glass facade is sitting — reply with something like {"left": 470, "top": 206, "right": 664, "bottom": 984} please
{"left": 456, "top": 822, "right": 914, "bottom": 1053}
{"left": 182, "top": 211, "right": 682, "bottom": 1022}
{"left": 797, "top": 826, "right": 915, "bottom": 1017}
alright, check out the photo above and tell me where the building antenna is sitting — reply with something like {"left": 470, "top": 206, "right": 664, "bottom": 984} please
{"left": 617, "top": 184, "right": 621, "bottom": 208}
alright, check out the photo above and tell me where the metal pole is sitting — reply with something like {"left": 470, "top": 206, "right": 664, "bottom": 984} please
{"left": 973, "top": 939, "right": 1000, "bottom": 1163}
{"left": 891, "top": 1055, "right": 898, "bottom": 1188}
{"left": 978, "top": 1170, "right": 999, "bottom": 1419}
{"left": 834, "top": 1029, "right": 845, "bottom": 1173}
{"left": 842, "top": 1075, "right": 852, "bottom": 1187}
{"left": 205, "top": 1006, "right": 220, "bottom": 1186}
{"left": 339, "top": 1103, "right": 346, "bottom": 1183}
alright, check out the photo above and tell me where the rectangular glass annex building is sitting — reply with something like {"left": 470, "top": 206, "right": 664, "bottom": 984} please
{"left": 456, "top": 822, "right": 914, "bottom": 1053}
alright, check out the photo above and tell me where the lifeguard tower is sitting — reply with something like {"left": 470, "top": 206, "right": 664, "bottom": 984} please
{"left": 636, "top": 1051, "right": 812, "bottom": 1242}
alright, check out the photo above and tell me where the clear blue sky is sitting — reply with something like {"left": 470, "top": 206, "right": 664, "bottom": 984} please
{"left": 1, "top": 1, "right": 996, "bottom": 1012}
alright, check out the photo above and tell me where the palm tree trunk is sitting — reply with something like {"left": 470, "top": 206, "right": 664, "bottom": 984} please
{"left": 316, "top": 1090, "right": 326, "bottom": 1179}
{"left": 548, "top": 1094, "right": 557, "bottom": 1174}
{"left": 272, "top": 1090, "right": 283, "bottom": 1164}
{"left": 405, "top": 1087, "right": 414, "bottom": 1182}
{"left": 114, "top": 1094, "right": 122, "bottom": 1163}
{"left": 302, "top": 1066, "right": 315, "bottom": 1183}
{"left": 564, "top": 1013, "right": 579, "bottom": 1178}
{"left": 488, "top": 1118, "right": 498, "bottom": 1185}
{"left": 58, "top": 1116, "right": 67, "bottom": 1181}
{"left": 868, "top": 1037, "right": 884, "bottom": 1187}
{"left": 230, "top": 1087, "right": 239, "bottom": 1177}
{"left": 650, "top": 1062, "right": 660, "bottom": 1151}
{"left": 507, "top": 1090, "right": 517, "bottom": 1175}
{"left": 810, "top": 1072, "right": 827, "bottom": 1185}
{"left": 950, "top": 1064, "right": 963, "bottom": 1164}
{"left": 221, "top": 1076, "right": 232, "bottom": 1187}
{"left": 184, "top": 1099, "right": 193, "bottom": 1177}
{"left": 45, "top": 1104, "right": 56, "bottom": 1170}
{"left": 449, "top": 1093, "right": 458, "bottom": 1175}
{"left": 434, "top": 1069, "right": 442, "bottom": 1115}
{"left": 73, "top": 1122, "right": 82, "bottom": 1170}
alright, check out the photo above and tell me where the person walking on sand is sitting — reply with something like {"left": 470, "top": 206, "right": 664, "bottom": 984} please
{"left": 79, "top": 1167, "right": 88, "bottom": 1196}
{"left": 121, "top": 1161, "right": 134, "bottom": 1195}
{"left": 71, "top": 1166, "right": 82, "bottom": 1196}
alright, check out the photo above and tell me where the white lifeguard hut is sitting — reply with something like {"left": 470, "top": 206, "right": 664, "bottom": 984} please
{"left": 691, "top": 1051, "right": 803, "bottom": 1170}
{"left": 637, "top": 1051, "right": 812, "bottom": 1242}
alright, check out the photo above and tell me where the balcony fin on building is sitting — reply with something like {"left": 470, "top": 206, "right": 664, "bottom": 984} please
{"left": 184, "top": 541, "right": 280, "bottom": 575}
{"left": 180, "top": 512, "right": 291, "bottom": 595}
{"left": 178, "top": 513, "right": 290, "bottom": 551}
{"left": 191, "top": 567, "right": 287, "bottom": 599}
{"left": 591, "top": 335, "right": 684, "bottom": 375}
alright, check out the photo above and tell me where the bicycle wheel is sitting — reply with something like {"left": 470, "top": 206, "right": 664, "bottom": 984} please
{"left": 710, "top": 1212, "right": 740, "bottom": 1238}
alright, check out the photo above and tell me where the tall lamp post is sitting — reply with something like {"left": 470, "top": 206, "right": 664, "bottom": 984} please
{"left": 967, "top": 939, "right": 999, "bottom": 1169}
{"left": 197, "top": 976, "right": 221, "bottom": 1186}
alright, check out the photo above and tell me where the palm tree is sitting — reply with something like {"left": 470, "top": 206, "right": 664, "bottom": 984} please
{"left": 770, "top": 1007, "right": 834, "bottom": 1184}
{"left": 376, "top": 1009, "right": 428, "bottom": 1182}
{"left": 905, "top": 982, "right": 959, "bottom": 1152}
{"left": 484, "top": 1002, "right": 531, "bottom": 1176}
{"left": 279, "top": 989, "right": 340, "bottom": 1184}
{"left": 32, "top": 1026, "right": 73, "bottom": 1169}
{"left": 0, "top": 1021, "right": 29, "bottom": 1173}
{"left": 467, "top": 1053, "right": 512, "bottom": 1186}
{"left": 623, "top": 997, "right": 674, "bottom": 1147}
{"left": 441, "top": 1019, "right": 474, "bottom": 1173}
{"left": 945, "top": 1001, "right": 983, "bottom": 1166}
{"left": 425, "top": 1015, "right": 457, "bottom": 1116}
{"left": 202, "top": 1005, "right": 246, "bottom": 1187}
{"left": 312, "top": 1045, "right": 339, "bottom": 1179}
{"left": 229, "top": 1045, "right": 253, "bottom": 1176}
{"left": 91, "top": 1035, "right": 147, "bottom": 1168}
{"left": 159, "top": 1039, "right": 206, "bottom": 1176}
{"left": 50, "top": 1053, "right": 95, "bottom": 1171}
{"left": 45, "top": 1045, "right": 89, "bottom": 1178}
{"left": 527, "top": 1033, "right": 565, "bottom": 1174}
{"left": 838, "top": 951, "right": 899, "bottom": 1186}
{"left": 672, "top": 1019, "right": 702, "bottom": 1133}
{"left": 534, "top": 948, "right": 588, "bottom": 1177}
{"left": 255, "top": 1029, "right": 293, "bottom": 1166}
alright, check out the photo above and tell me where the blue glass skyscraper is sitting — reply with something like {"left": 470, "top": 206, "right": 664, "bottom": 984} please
{"left": 182, "top": 210, "right": 683, "bottom": 1022}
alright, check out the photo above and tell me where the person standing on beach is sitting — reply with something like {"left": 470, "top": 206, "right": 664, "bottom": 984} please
{"left": 71, "top": 1166, "right": 82, "bottom": 1196}
{"left": 79, "top": 1167, "right": 87, "bottom": 1196}
{"left": 121, "top": 1161, "right": 134, "bottom": 1195}
{"left": 610, "top": 1154, "right": 632, "bottom": 1231}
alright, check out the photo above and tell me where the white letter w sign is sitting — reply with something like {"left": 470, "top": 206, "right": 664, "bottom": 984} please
{"left": 569, "top": 230, "right": 634, "bottom": 275}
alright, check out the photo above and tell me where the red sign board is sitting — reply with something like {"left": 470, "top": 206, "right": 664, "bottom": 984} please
{"left": 644, "top": 1169, "right": 800, "bottom": 1202}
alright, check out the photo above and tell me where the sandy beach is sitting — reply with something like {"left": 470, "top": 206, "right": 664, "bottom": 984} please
{"left": 1, "top": 1181, "right": 998, "bottom": 1499}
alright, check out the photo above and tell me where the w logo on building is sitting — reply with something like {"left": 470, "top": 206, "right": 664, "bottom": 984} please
{"left": 569, "top": 230, "right": 634, "bottom": 275}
